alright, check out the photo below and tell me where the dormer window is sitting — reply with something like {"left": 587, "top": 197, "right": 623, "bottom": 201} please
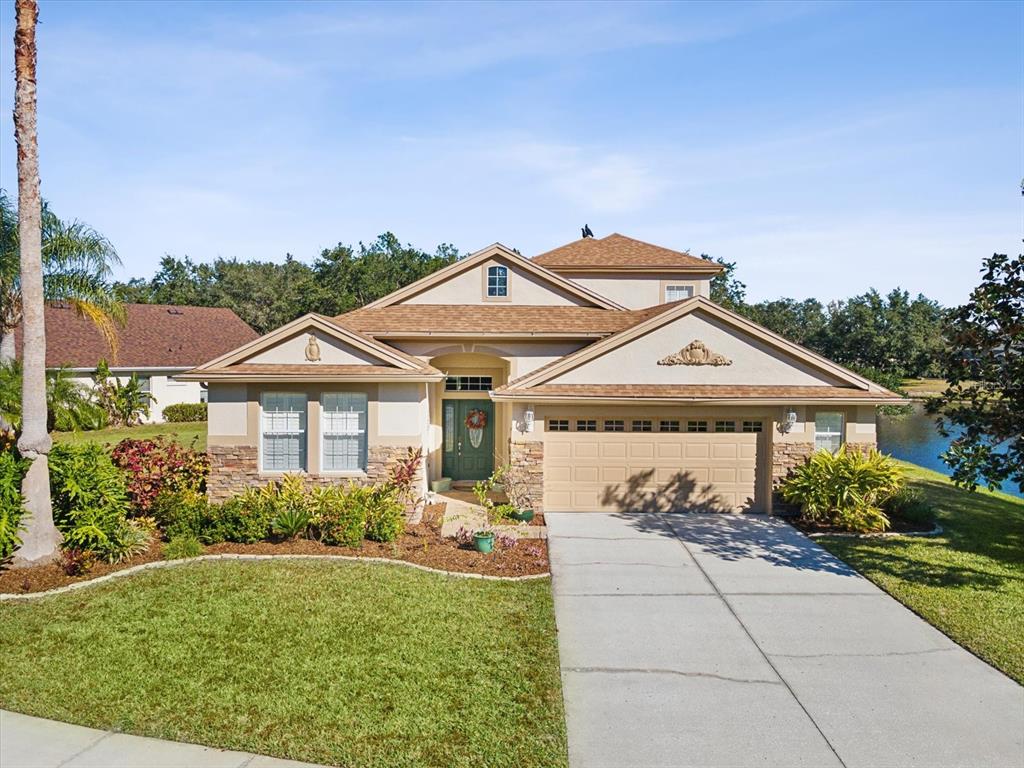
{"left": 664, "top": 284, "right": 694, "bottom": 302}
{"left": 486, "top": 265, "right": 508, "bottom": 297}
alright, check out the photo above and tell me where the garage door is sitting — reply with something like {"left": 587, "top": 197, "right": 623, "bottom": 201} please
{"left": 543, "top": 420, "right": 763, "bottom": 513}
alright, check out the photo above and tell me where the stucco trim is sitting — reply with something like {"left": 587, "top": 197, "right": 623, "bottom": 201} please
{"left": 500, "top": 296, "right": 896, "bottom": 395}
{"left": 357, "top": 243, "right": 625, "bottom": 311}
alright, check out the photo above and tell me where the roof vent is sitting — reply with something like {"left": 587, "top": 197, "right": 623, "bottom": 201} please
{"left": 167, "top": 308, "right": 184, "bottom": 315}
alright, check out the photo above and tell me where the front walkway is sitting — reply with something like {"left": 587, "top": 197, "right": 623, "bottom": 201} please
{"left": 0, "top": 710, "right": 326, "bottom": 768}
{"left": 547, "top": 512, "right": 1024, "bottom": 768}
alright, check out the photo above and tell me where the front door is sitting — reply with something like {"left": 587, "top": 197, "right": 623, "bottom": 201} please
{"left": 441, "top": 399, "right": 494, "bottom": 481}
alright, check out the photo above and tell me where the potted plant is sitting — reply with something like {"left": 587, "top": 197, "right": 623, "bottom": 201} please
{"left": 473, "top": 529, "right": 495, "bottom": 553}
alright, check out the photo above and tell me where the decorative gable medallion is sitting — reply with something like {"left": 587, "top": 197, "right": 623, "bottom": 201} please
{"left": 304, "top": 334, "right": 321, "bottom": 362}
{"left": 657, "top": 339, "right": 732, "bottom": 367}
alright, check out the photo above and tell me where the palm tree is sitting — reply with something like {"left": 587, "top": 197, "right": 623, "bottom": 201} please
{"left": 0, "top": 189, "right": 124, "bottom": 364}
{"left": 11, "top": 0, "right": 61, "bottom": 567}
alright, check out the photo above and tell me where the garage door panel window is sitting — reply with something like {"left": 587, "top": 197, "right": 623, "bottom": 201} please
{"left": 631, "top": 420, "right": 653, "bottom": 432}
{"left": 742, "top": 420, "right": 763, "bottom": 433}
{"left": 687, "top": 420, "right": 708, "bottom": 433}
{"left": 261, "top": 392, "right": 306, "bottom": 472}
{"left": 815, "top": 412, "right": 844, "bottom": 453}
{"left": 604, "top": 419, "right": 624, "bottom": 432}
{"left": 660, "top": 420, "right": 680, "bottom": 432}
{"left": 548, "top": 419, "right": 569, "bottom": 432}
{"left": 576, "top": 419, "right": 597, "bottom": 432}
{"left": 715, "top": 420, "right": 736, "bottom": 433}
{"left": 322, "top": 392, "right": 368, "bottom": 472}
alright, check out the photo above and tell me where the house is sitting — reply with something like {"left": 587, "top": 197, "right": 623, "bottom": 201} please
{"left": 29, "top": 303, "right": 258, "bottom": 423}
{"left": 182, "top": 233, "right": 902, "bottom": 513}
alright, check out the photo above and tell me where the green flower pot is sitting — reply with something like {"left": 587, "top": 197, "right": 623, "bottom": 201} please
{"left": 507, "top": 508, "right": 535, "bottom": 523}
{"left": 473, "top": 531, "right": 495, "bottom": 554}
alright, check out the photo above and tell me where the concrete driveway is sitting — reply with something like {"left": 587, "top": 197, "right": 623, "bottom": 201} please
{"left": 547, "top": 512, "right": 1024, "bottom": 768}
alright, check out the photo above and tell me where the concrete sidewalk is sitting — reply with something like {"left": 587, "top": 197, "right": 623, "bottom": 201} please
{"left": 0, "top": 710, "right": 328, "bottom": 768}
{"left": 547, "top": 512, "right": 1024, "bottom": 768}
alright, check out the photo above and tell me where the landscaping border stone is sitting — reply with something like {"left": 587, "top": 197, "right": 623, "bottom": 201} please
{"left": 0, "top": 554, "right": 551, "bottom": 602}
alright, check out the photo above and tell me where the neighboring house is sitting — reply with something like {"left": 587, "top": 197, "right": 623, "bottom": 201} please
{"left": 183, "top": 233, "right": 902, "bottom": 513}
{"left": 23, "top": 303, "right": 258, "bottom": 423}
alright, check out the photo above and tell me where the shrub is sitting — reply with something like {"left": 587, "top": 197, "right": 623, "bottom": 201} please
{"left": 49, "top": 443, "right": 152, "bottom": 562}
{"left": 162, "top": 403, "right": 207, "bottom": 422}
{"left": 150, "top": 488, "right": 207, "bottom": 540}
{"left": 201, "top": 495, "right": 274, "bottom": 544}
{"left": 0, "top": 449, "right": 29, "bottom": 561}
{"left": 59, "top": 548, "right": 97, "bottom": 576}
{"left": 163, "top": 534, "right": 203, "bottom": 560}
{"left": 781, "top": 447, "right": 905, "bottom": 533}
{"left": 110, "top": 437, "right": 209, "bottom": 513}
{"left": 883, "top": 486, "right": 936, "bottom": 526}
{"left": 364, "top": 485, "right": 405, "bottom": 543}
{"left": 309, "top": 485, "right": 367, "bottom": 548}
{"left": 266, "top": 474, "right": 311, "bottom": 539}
{"left": 92, "top": 360, "right": 152, "bottom": 426}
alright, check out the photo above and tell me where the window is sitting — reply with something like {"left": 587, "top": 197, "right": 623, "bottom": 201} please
{"left": 715, "top": 420, "right": 736, "bottom": 433}
{"left": 548, "top": 419, "right": 569, "bottom": 432}
{"left": 632, "top": 420, "right": 653, "bottom": 432}
{"left": 137, "top": 375, "right": 152, "bottom": 404}
{"left": 660, "top": 420, "right": 680, "bottom": 432}
{"left": 445, "top": 375, "right": 493, "bottom": 392}
{"left": 261, "top": 392, "right": 306, "bottom": 472}
{"left": 576, "top": 419, "right": 597, "bottom": 432}
{"left": 486, "top": 265, "right": 508, "bottom": 297}
{"left": 322, "top": 392, "right": 367, "bottom": 472}
{"left": 199, "top": 384, "right": 208, "bottom": 404}
{"left": 742, "top": 420, "right": 763, "bottom": 433}
{"left": 604, "top": 419, "right": 624, "bottom": 432}
{"left": 687, "top": 420, "right": 708, "bottom": 433}
{"left": 664, "top": 284, "right": 694, "bottom": 302}
{"left": 815, "top": 412, "right": 844, "bottom": 453}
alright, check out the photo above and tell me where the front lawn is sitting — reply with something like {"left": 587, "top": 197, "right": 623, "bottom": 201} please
{"left": 52, "top": 420, "right": 206, "bottom": 449}
{"left": 0, "top": 560, "right": 567, "bottom": 768}
{"left": 818, "top": 462, "right": 1024, "bottom": 683}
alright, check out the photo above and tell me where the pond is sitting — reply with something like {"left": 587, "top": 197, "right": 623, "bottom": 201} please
{"left": 877, "top": 403, "right": 1022, "bottom": 499}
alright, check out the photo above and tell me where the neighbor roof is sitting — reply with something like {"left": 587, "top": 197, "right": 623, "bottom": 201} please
{"left": 335, "top": 302, "right": 679, "bottom": 337}
{"left": 532, "top": 233, "right": 723, "bottom": 272}
{"left": 23, "top": 303, "right": 258, "bottom": 369}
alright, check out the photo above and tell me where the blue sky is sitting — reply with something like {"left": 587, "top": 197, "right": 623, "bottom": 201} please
{"left": 0, "top": 0, "right": 1020, "bottom": 305}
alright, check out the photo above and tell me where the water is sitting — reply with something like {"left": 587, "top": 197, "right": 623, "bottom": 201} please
{"left": 877, "top": 404, "right": 1021, "bottom": 499}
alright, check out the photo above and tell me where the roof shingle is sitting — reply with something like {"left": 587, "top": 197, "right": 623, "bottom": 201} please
{"left": 20, "top": 303, "right": 259, "bottom": 369}
{"left": 532, "top": 233, "right": 721, "bottom": 271}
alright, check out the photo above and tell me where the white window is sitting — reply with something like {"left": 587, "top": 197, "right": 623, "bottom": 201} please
{"left": 814, "top": 412, "right": 844, "bottom": 453}
{"left": 322, "top": 392, "right": 368, "bottom": 472}
{"left": 664, "top": 284, "right": 693, "bottom": 302}
{"left": 487, "top": 265, "right": 508, "bottom": 297}
{"left": 261, "top": 392, "right": 306, "bottom": 472}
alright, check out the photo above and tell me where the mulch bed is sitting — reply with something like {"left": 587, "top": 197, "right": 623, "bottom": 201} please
{"left": 0, "top": 519, "right": 549, "bottom": 596}
{"left": 790, "top": 514, "right": 937, "bottom": 535}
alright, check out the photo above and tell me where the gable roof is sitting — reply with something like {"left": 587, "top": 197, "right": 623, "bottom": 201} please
{"left": 358, "top": 242, "right": 625, "bottom": 311}
{"left": 18, "top": 303, "right": 258, "bottom": 370}
{"left": 495, "top": 296, "right": 903, "bottom": 402}
{"left": 532, "top": 233, "right": 723, "bottom": 273}
{"left": 336, "top": 301, "right": 677, "bottom": 338}
{"left": 180, "top": 313, "right": 442, "bottom": 382}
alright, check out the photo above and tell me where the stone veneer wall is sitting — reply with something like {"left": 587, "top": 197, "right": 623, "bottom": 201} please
{"left": 206, "top": 444, "right": 422, "bottom": 502}
{"left": 509, "top": 440, "right": 544, "bottom": 515}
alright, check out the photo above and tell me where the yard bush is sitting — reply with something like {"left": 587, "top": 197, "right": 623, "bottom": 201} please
{"left": 110, "top": 437, "right": 209, "bottom": 513}
{"left": 162, "top": 403, "right": 207, "bottom": 422}
{"left": 0, "top": 449, "right": 29, "bottom": 561}
{"left": 163, "top": 534, "right": 203, "bottom": 560}
{"left": 309, "top": 484, "right": 368, "bottom": 547}
{"left": 150, "top": 488, "right": 207, "bottom": 540}
{"left": 205, "top": 492, "right": 274, "bottom": 544}
{"left": 780, "top": 446, "right": 905, "bottom": 533}
{"left": 364, "top": 484, "right": 405, "bottom": 543}
{"left": 49, "top": 443, "right": 152, "bottom": 562}
{"left": 883, "top": 485, "right": 936, "bottom": 526}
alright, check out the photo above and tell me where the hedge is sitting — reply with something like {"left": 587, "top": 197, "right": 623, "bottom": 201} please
{"left": 162, "top": 403, "right": 207, "bottom": 422}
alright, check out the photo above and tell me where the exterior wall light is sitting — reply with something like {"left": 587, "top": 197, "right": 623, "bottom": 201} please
{"left": 780, "top": 407, "right": 798, "bottom": 434}
{"left": 522, "top": 407, "right": 535, "bottom": 433}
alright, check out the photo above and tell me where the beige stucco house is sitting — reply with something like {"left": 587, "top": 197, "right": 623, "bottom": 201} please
{"left": 182, "top": 233, "right": 901, "bottom": 514}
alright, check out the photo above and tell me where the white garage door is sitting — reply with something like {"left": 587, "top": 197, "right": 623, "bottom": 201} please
{"left": 544, "top": 420, "right": 763, "bottom": 513}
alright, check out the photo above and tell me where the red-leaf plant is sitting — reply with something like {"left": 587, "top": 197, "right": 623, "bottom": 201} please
{"left": 110, "top": 437, "right": 209, "bottom": 514}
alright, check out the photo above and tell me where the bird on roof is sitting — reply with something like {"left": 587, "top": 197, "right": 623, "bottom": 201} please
{"left": 581, "top": 224, "right": 594, "bottom": 238}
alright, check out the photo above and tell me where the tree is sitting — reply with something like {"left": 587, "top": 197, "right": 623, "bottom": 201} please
{"left": 11, "top": 0, "right": 62, "bottom": 567}
{"left": 701, "top": 254, "right": 746, "bottom": 311}
{"left": 929, "top": 252, "right": 1023, "bottom": 493}
{"left": 0, "top": 189, "right": 125, "bottom": 364}
{"left": 742, "top": 298, "right": 827, "bottom": 348}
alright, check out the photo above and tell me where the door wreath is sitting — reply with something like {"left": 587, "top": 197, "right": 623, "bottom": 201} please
{"left": 465, "top": 408, "right": 488, "bottom": 449}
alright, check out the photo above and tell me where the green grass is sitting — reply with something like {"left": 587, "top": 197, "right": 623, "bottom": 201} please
{"left": 818, "top": 461, "right": 1024, "bottom": 683}
{"left": 52, "top": 421, "right": 206, "bottom": 449}
{"left": 0, "top": 560, "right": 567, "bottom": 768}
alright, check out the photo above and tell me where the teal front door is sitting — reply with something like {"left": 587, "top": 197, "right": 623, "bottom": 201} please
{"left": 441, "top": 399, "right": 494, "bottom": 481}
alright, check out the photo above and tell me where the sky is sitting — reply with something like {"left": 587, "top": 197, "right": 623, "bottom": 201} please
{"left": 0, "top": 0, "right": 1020, "bottom": 305}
